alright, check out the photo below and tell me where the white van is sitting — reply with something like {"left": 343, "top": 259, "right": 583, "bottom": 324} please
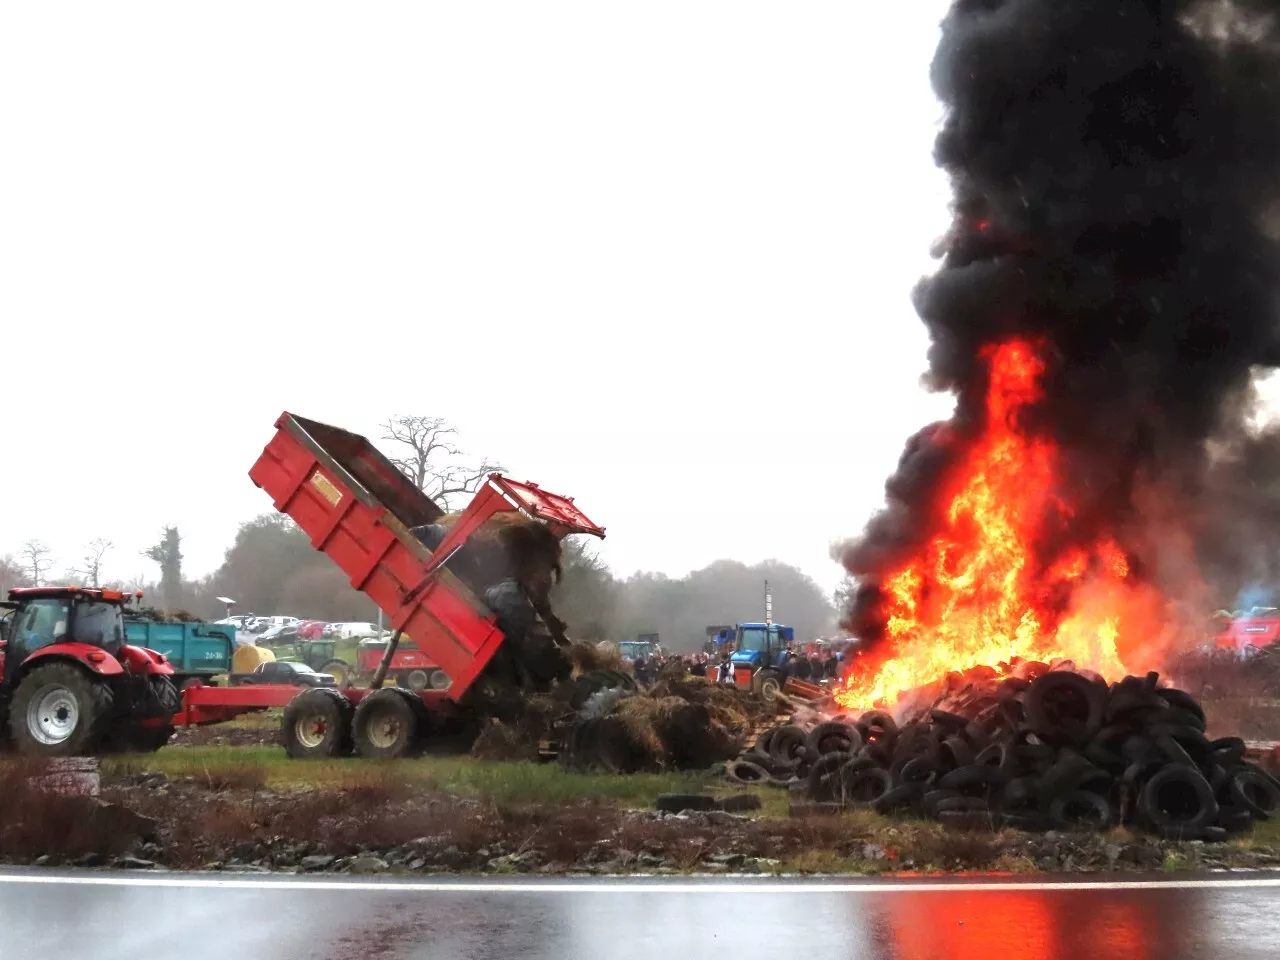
{"left": 338, "top": 622, "right": 381, "bottom": 640}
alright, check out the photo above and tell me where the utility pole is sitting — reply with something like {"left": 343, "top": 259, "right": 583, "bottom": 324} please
{"left": 765, "top": 579, "right": 772, "bottom": 626}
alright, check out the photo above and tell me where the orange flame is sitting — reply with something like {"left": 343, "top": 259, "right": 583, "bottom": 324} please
{"left": 836, "top": 339, "right": 1159, "bottom": 712}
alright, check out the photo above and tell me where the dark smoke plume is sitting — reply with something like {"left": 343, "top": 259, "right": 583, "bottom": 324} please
{"left": 840, "top": 0, "right": 1280, "bottom": 645}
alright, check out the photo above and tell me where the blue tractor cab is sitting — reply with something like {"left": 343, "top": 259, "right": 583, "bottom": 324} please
{"left": 728, "top": 623, "right": 795, "bottom": 698}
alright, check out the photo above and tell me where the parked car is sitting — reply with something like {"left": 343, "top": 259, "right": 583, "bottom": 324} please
{"left": 258, "top": 624, "right": 300, "bottom": 645}
{"left": 232, "top": 660, "right": 336, "bottom": 688}
{"left": 213, "top": 615, "right": 256, "bottom": 629}
{"left": 297, "top": 620, "right": 328, "bottom": 640}
{"left": 338, "top": 621, "right": 381, "bottom": 640}
{"left": 322, "top": 622, "right": 341, "bottom": 638}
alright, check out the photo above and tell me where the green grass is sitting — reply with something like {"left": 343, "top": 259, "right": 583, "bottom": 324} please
{"left": 104, "top": 747, "right": 715, "bottom": 808}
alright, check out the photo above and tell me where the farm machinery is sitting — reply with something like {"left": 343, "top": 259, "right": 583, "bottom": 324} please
{"left": 0, "top": 587, "right": 181, "bottom": 754}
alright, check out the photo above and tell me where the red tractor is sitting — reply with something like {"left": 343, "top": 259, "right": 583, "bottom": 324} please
{"left": 0, "top": 587, "right": 181, "bottom": 755}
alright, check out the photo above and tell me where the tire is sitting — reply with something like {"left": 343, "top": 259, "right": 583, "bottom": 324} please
{"left": 404, "top": 670, "right": 431, "bottom": 692}
{"left": 840, "top": 766, "right": 893, "bottom": 806}
{"left": 282, "top": 688, "right": 354, "bottom": 759}
{"left": 807, "top": 751, "right": 855, "bottom": 802}
{"left": 752, "top": 669, "right": 783, "bottom": 701}
{"left": 768, "top": 725, "right": 808, "bottom": 770}
{"left": 147, "top": 675, "right": 181, "bottom": 717}
{"left": 1024, "top": 671, "right": 1106, "bottom": 745}
{"left": 429, "top": 670, "right": 451, "bottom": 691}
{"left": 1139, "top": 764, "right": 1218, "bottom": 836}
{"left": 352, "top": 688, "right": 422, "bottom": 758}
{"left": 724, "top": 759, "right": 771, "bottom": 785}
{"left": 806, "top": 721, "right": 860, "bottom": 758}
{"left": 321, "top": 660, "right": 353, "bottom": 688}
{"left": 656, "top": 793, "right": 718, "bottom": 814}
{"left": 9, "top": 663, "right": 115, "bottom": 756}
{"left": 1048, "top": 790, "right": 1113, "bottom": 830}
{"left": 1228, "top": 768, "right": 1280, "bottom": 820}
{"left": 108, "top": 723, "right": 175, "bottom": 752}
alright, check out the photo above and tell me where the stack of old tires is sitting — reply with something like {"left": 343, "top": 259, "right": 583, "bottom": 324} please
{"left": 726, "top": 666, "right": 1280, "bottom": 838}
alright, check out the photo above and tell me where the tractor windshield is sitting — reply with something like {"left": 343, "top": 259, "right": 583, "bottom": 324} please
{"left": 71, "top": 601, "right": 125, "bottom": 653}
{"left": 736, "top": 627, "right": 772, "bottom": 652}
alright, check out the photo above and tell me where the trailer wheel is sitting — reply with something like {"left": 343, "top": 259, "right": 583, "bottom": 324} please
{"left": 9, "top": 663, "right": 115, "bottom": 756}
{"left": 352, "top": 688, "right": 421, "bottom": 759}
{"left": 404, "top": 670, "right": 430, "bottom": 692}
{"left": 429, "top": 670, "right": 451, "bottom": 691}
{"left": 282, "top": 688, "right": 353, "bottom": 759}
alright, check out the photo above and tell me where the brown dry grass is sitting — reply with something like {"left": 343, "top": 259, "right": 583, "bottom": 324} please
{"left": 0, "top": 759, "right": 145, "bottom": 860}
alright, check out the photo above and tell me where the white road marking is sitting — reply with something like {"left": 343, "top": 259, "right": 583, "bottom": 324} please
{"left": 0, "top": 873, "right": 1278, "bottom": 895}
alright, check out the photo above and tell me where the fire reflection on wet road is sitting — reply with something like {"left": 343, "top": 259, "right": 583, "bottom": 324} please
{"left": 0, "top": 872, "right": 1277, "bottom": 960}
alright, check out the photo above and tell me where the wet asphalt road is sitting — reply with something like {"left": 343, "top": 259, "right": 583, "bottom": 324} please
{"left": 1, "top": 871, "right": 1278, "bottom": 960}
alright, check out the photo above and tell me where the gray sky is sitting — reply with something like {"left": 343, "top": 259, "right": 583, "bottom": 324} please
{"left": 2, "top": 2, "right": 956, "bottom": 593}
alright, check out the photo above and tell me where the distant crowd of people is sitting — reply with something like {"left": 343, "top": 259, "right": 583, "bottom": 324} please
{"left": 626, "top": 645, "right": 845, "bottom": 686}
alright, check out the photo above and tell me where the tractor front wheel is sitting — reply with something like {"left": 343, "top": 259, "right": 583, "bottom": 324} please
{"left": 9, "top": 663, "right": 115, "bottom": 756}
{"left": 321, "top": 659, "right": 353, "bottom": 689}
{"left": 752, "top": 669, "right": 783, "bottom": 701}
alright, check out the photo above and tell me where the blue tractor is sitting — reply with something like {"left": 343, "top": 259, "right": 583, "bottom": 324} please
{"left": 727, "top": 622, "right": 795, "bottom": 698}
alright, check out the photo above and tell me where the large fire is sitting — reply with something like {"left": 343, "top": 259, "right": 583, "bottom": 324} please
{"left": 835, "top": 338, "right": 1164, "bottom": 712}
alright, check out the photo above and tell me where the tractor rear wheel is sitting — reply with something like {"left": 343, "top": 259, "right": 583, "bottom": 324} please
{"left": 108, "top": 723, "right": 175, "bottom": 752}
{"left": 321, "top": 659, "right": 353, "bottom": 688}
{"left": 9, "top": 663, "right": 115, "bottom": 756}
{"left": 352, "top": 688, "right": 423, "bottom": 758}
{"left": 282, "top": 688, "right": 354, "bottom": 759}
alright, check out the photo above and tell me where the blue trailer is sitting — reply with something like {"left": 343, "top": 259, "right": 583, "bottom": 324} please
{"left": 123, "top": 620, "right": 236, "bottom": 686}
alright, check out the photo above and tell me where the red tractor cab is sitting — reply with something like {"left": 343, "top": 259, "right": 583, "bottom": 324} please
{"left": 0, "top": 587, "right": 180, "bottom": 755}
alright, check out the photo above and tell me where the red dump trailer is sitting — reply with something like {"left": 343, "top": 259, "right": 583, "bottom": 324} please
{"left": 173, "top": 412, "right": 605, "bottom": 758}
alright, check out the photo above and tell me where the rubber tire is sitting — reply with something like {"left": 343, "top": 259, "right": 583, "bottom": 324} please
{"left": 282, "top": 688, "right": 354, "bottom": 759}
{"left": 1049, "top": 790, "right": 1114, "bottom": 831}
{"left": 9, "top": 663, "right": 115, "bottom": 757}
{"left": 320, "top": 660, "right": 353, "bottom": 688}
{"left": 404, "top": 670, "right": 431, "bottom": 692}
{"left": 1024, "top": 671, "right": 1106, "bottom": 745}
{"left": 109, "top": 723, "right": 175, "bottom": 752}
{"left": 656, "top": 793, "right": 718, "bottom": 814}
{"left": 806, "top": 721, "right": 861, "bottom": 757}
{"left": 753, "top": 669, "right": 783, "bottom": 701}
{"left": 1139, "top": 764, "right": 1218, "bottom": 837}
{"left": 807, "top": 751, "right": 856, "bottom": 802}
{"left": 352, "top": 688, "right": 422, "bottom": 759}
{"left": 1229, "top": 768, "right": 1280, "bottom": 820}
{"left": 429, "top": 670, "right": 451, "bottom": 691}
{"left": 841, "top": 767, "right": 893, "bottom": 806}
{"left": 768, "top": 725, "right": 808, "bottom": 770}
{"left": 724, "top": 759, "right": 771, "bottom": 785}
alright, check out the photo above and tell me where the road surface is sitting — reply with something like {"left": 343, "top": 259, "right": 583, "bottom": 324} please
{"left": 1, "top": 870, "right": 1278, "bottom": 959}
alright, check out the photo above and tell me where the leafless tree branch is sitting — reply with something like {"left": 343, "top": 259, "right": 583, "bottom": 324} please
{"left": 21, "top": 540, "right": 53, "bottom": 587}
{"left": 380, "top": 415, "right": 505, "bottom": 510}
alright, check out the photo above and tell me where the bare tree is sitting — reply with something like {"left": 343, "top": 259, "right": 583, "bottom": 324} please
{"left": 381, "top": 415, "right": 505, "bottom": 509}
{"left": 0, "top": 554, "right": 31, "bottom": 594}
{"left": 80, "top": 538, "right": 113, "bottom": 588}
{"left": 21, "top": 540, "right": 53, "bottom": 586}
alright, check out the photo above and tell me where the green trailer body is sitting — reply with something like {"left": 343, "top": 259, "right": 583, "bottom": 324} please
{"left": 124, "top": 620, "right": 236, "bottom": 684}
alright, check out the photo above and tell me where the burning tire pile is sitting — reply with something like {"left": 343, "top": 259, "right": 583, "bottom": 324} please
{"left": 728, "top": 663, "right": 1280, "bottom": 839}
